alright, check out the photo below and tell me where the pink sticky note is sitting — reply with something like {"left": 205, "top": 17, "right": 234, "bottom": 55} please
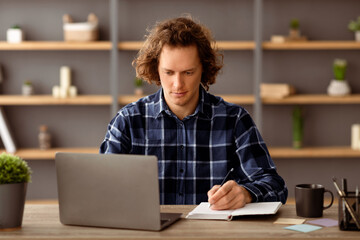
{"left": 306, "top": 218, "right": 338, "bottom": 227}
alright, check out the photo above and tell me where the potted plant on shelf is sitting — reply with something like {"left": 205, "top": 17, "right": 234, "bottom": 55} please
{"left": 22, "top": 80, "right": 34, "bottom": 96}
{"left": 6, "top": 25, "right": 24, "bottom": 43}
{"left": 348, "top": 16, "right": 360, "bottom": 42}
{"left": 134, "top": 77, "right": 144, "bottom": 96}
{"left": 289, "top": 18, "right": 300, "bottom": 40}
{"left": 0, "top": 152, "right": 32, "bottom": 229}
{"left": 327, "top": 58, "right": 351, "bottom": 96}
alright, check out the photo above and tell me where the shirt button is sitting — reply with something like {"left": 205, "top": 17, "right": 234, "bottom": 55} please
{"left": 179, "top": 193, "right": 183, "bottom": 196}
{"left": 180, "top": 169, "right": 184, "bottom": 173}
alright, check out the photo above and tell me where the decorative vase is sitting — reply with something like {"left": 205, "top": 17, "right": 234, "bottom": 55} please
{"left": 356, "top": 31, "right": 360, "bottom": 42}
{"left": 0, "top": 183, "right": 27, "bottom": 229}
{"left": 327, "top": 80, "right": 351, "bottom": 96}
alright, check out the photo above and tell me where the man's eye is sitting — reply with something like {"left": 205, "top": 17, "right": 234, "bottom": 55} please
{"left": 186, "top": 71, "right": 194, "bottom": 75}
{"left": 165, "top": 71, "right": 173, "bottom": 75}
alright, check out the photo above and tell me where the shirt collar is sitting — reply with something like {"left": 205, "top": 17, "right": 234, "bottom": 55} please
{"left": 154, "top": 86, "right": 211, "bottom": 119}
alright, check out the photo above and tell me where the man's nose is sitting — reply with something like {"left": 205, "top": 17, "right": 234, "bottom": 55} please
{"left": 173, "top": 73, "right": 184, "bottom": 89}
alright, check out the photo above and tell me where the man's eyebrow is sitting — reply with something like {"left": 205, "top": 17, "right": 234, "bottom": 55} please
{"left": 160, "top": 67, "right": 197, "bottom": 72}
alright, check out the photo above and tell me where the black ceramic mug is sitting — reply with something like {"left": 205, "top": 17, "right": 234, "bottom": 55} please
{"left": 295, "top": 184, "right": 334, "bottom": 218}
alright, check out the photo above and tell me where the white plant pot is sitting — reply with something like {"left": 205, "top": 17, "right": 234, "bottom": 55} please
{"left": 327, "top": 79, "right": 351, "bottom": 96}
{"left": 356, "top": 31, "right": 360, "bottom": 42}
{"left": 22, "top": 85, "right": 34, "bottom": 96}
{"left": 6, "top": 29, "right": 24, "bottom": 43}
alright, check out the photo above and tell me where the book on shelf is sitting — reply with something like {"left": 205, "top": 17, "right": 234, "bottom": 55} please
{"left": 0, "top": 107, "right": 16, "bottom": 153}
{"left": 186, "top": 202, "right": 282, "bottom": 221}
{"left": 260, "top": 83, "right": 296, "bottom": 99}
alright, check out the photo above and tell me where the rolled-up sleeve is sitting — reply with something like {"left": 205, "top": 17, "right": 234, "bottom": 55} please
{"left": 234, "top": 110, "right": 288, "bottom": 204}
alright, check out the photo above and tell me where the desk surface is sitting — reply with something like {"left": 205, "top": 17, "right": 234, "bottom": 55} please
{"left": 0, "top": 204, "right": 359, "bottom": 240}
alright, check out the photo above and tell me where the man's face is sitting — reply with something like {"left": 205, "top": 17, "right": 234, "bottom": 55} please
{"left": 158, "top": 44, "right": 203, "bottom": 118}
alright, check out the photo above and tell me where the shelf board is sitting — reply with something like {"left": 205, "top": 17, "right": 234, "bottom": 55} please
{"left": 215, "top": 41, "right": 255, "bottom": 50}
{"left": 1, "top": 41, "right": 358, "bottom": 51}
{"left": 2, "top": 148, "right": 99, "bottom": 160}
{"left": 118, "top": 94, "right": 255, "bottom": 105}
{"left": 262, "top": 94, "right": 360, "bottom": 104}
{"left": 263, "top": 41, "right": 360, "bottom": 50}
{"left": 6, "top": 146, "right": 359, "bottom": 159}
{"left": 269, "top": 146, "right": 360, "bottom": 158}
{"left": 3, "top": 94, "right": 359, "bottom": 106}
{"left": 221, "top": 95, "right": 255, "bottom": 104}
{"left": 0, "top": 95, "right": 112, "bottom": 105}
{"left": 0, "top": 41, "right": 112, "bottom": 50}
{"left": 118, "top": 41, "right": 255, "bottom": 51}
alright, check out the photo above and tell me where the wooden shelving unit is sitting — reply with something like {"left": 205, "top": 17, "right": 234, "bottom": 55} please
{"left": 269, "top": 146, "right": 360, "bottom": 158}
{"left": 2, "top": 148, "right": 99, "bottom": 160}
{"left": 262, "top": 94, "right": 360, "bottom": 105}
{"left": 0, "top": 41, "right": 112, "bottom": 50}
{"left": 263, "top": 41, "right": 360, "bottom": 50}
{"left": 0, "top": 95, "right": 112, "bottom": 105}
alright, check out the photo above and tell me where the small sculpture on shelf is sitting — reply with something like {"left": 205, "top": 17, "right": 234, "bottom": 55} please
{"left": 327, "top": 58, "right": 351, "bottom": 97}
{"left": 63, "top": 13, "right": 99, "bottom": 42}
{"left": 22, "top": 80, "right": 34, "bottom": 96}
{"left": 6, "top": 25, "right": 24, "bottom": 43}
{"left": 134, "top": 77, "right": 144, "bottom": 96}
{"left": 292, "top": 106, "right": 303, "bottom": 149}
{"left": 38, "top": 125, "right": 51, "bottom": 150}
{"left": 52, "top": 66, "right": 78, "bottom": 98}
{"left": 348, "top": 16, "right": 360, "bottom": 42}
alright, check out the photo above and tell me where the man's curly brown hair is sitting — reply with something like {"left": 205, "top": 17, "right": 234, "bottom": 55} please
{"left": 132, "top": 16, "right": 223, "bottom": 91}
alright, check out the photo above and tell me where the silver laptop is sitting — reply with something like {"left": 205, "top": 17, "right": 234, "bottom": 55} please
{"left": 55, "top": 152, "right": 181, "bottom": 231}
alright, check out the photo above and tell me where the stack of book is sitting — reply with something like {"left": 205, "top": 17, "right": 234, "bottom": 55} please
{"left": 260, "top": 83, "right": 296, "bottom": 99}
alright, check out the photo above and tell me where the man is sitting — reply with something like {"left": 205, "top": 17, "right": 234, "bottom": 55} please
{"left": 100, "top": 17, "right": 288, "bottom": 210}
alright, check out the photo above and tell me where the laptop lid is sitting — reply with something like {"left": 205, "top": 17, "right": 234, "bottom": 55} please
{"left": 55, "top": 152, "right": 181, "bottom": 231}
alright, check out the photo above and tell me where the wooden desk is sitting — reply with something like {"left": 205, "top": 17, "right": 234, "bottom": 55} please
{"left": 0, "top": 204, "right": 359, "bottom": 240}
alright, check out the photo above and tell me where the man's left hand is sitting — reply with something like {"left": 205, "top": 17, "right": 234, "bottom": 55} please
{"left": 207, "top": 180, "right": 252, "bottom": 210}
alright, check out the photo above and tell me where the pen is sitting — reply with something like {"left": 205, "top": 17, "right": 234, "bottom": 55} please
{"left": 333, "top": 177, "right": 360, "bottom": 229}
{"left": 209, "top": 168, "right": 234, "bottom": 208}
{"left": 220, "top": 168, "right": 234, "bottom": 187}
{"left": 342, "top": 178, "right": 348, "bottom": 228}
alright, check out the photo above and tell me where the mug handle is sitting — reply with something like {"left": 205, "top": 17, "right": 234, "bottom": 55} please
{"left": 323, "top": 189, "right": 334, "bottom": 209}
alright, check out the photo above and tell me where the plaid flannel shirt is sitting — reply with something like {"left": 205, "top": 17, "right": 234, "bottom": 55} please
{"left": 100, "top": 87, "right": 288, "bottom": 205}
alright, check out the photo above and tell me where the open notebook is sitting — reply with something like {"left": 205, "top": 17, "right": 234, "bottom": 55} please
{"left": 186, "top": 202, "right": 282, "bottom": 221}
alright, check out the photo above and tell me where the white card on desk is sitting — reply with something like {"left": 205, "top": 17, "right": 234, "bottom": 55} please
{"left": 186, "top": 202, "right": 282, "bottom": 221}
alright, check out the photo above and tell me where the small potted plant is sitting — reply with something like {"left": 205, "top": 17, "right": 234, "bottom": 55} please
{"left": 0, "top": 152, "right": 32, "bottom": 229}
{"left": 348, "top": 16, "right": 360, "bottom": 42}
{"left": 289, "top": 18, "right": 300, "bottom": 39}
{"left": 327, "top": 58, "right": 351, "bottom": 96}
{"left": 6, "top": 25, "right": 24, "bottom": 43}
{"left": 134, "top": 77, "right": 144, "bottom": 96}
{"left": 22, "top": 80, "right": 34, "bottom": 96}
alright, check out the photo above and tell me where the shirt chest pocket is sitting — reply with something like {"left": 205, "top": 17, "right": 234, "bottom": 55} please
{"left": 131, "top": 137, "right": 163, "bottom": 156}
